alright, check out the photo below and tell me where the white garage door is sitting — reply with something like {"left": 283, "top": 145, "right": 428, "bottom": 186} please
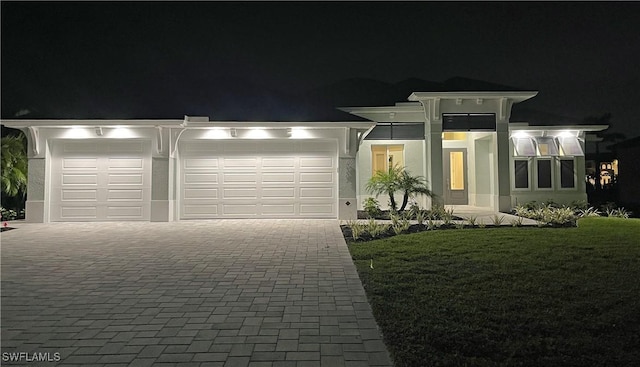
{"left": 50, "top": 140, "right": 151, "bottom": 221}
{"left": 180, "top": 140, "right": 337, "bottom": 218}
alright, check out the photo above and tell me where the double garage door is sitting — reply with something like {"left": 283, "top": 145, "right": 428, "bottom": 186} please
{"left": 180, "top": 140, "right": 337, "bottom": 219}
{"left": 50, "top": 140, "right": 152, "bottom": 221}
{"left": 49, "top": 139, "right": 337, "bottom": 221}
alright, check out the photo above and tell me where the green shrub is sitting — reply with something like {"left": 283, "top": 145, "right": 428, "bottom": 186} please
{"left": 390, "top": 213, "right": 411, "bottom": 235}
{"left": 363, "top": 197, "right": 381, "bottom": 218}
{"left": 366, "top": 218, "right": 389, "bottom": 238}
{"left": 345, "top": 220, "right": 366, "bottom": 240}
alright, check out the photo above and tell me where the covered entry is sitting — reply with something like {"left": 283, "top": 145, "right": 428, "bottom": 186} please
{"left": 179, "top": 139, "right": 337, "bottom": 218}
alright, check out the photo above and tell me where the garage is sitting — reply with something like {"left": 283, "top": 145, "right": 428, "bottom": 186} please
{"left": 179, "top": 139, "right": 337, "bottom": 219}
{"left": 49, "top": 139, "right": 152, "bottom": 221}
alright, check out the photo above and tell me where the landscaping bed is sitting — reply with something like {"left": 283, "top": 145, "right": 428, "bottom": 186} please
{"left": 348, "top": 217, "right": 640, "bottom": 367}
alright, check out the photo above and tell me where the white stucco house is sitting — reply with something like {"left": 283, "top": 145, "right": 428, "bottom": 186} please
{"left": 2, "top": 91, "right": 606, "bottom": 222}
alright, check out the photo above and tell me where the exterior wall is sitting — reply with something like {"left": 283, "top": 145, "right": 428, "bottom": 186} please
{"left": 356, "top": 139, "right": 426, "bottom": 210}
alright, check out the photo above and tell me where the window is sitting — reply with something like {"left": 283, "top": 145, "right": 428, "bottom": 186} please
{"left": 557, "top": 136, "right": 584, "bottom": 156}
{"left": 535, "top": 137, "right": 559, "bottom": 156}
{"left": 537, "top": 160, "right": 552, "bottom": 189}
{"left": 442, "top": 113, "right": 496, "bottom": 131}
{"left": 513, "top": 138, "right": 537, "bottom": 157}
{"left": 365, "top": 123, "right": 424, "bottom": 140}
{"left": 514, "top": 160, "right": 529, "bottom": 189}
{"left": 560, "top": 159, "right": 575, "bottom": 188}
{"left": 371, "top": 145, "right": 404, "bottom": 174}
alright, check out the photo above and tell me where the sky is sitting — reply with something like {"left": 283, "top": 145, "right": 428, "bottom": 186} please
{"left": 2, "top": 1, "right": 640, "bottom": 138}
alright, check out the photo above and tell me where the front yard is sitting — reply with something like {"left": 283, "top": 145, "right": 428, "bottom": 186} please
{"left": 349, "top": 217, "right": 640, "bottom": 367}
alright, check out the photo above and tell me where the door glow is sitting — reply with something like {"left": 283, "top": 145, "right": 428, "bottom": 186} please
{"left": 450, "top": 151, "right": 464, "bottom": 190}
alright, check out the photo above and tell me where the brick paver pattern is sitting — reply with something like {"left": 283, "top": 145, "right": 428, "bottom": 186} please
{"left": 1, "top": 220, "right": 393, "bottom": 367}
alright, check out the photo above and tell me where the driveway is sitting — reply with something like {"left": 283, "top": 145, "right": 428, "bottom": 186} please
{"left": 1, "top": 220, "right": 392, "bottom": 367}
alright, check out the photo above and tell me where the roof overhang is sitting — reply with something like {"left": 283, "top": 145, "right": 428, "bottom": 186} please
{"left": 1, "top": 118, "right": 375, "bottom": 130}
{"left": 338, "top": 103, "right": 425, "bottom": 122}
{"left": 509, "top": 124, "right": 608, "bottom": 132}
{"left": 409, "top": 91, "right": 538, "bottom": 104}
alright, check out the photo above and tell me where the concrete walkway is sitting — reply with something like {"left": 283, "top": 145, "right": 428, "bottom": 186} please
{"left": 1, "top": 220, "right": 392, "bottom": 367}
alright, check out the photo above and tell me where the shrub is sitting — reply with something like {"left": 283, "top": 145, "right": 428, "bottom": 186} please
{"left": 0, "top": 207, "right": 24, "bottom": 221}
{"left": 578, "top": 207, "right": 601, "bottom": 218}
{"left": 510, "top": 216, "right": 524, "bottom": 227}
{"left": 345, "top": 220, "right": 366, "bottom": 240}
{"left": 366, "top": 218, "right": 389, "bottom": 238}
{"left": 415, "top": 210, "right": 426, "bottom": 227}
{"left": 363, "top": 197, "right": 381, "bottom": 218}
{"left": 607, "top": 207, "right": 630, "bottom": 218}
{"left": 390, "top": 213, "right": 411, "bottom": 235}
{"left": 465, "top": 215, "right": 477, "bottom": 227}
{"left": 491, "top": 214, "right": 505, "bottom": 226}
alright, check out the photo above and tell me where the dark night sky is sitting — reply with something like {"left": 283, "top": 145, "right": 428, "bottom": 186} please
{"left": 2, "top": 1, "right": 640, "bottom": 138}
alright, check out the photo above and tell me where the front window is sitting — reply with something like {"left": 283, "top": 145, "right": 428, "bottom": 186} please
{"left": 514, "top": 160, "right": 529, "bottom": 189}
{"left": 537, "top": 159, "right": 553, "bottom": 189}
{"left": 560, "top": 159, "right": 575, "bottom": 188}
{"left": 371, "top": 145, "right": 404, "bottom": 175}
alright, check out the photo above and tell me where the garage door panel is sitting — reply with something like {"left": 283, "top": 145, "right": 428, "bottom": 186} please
{"left": 262, "top": 157, "right": 295, "bottom": 168}
{"left": 62, "top": 174, "right": 99, "bottom": 185}
{"left": 108, "top": 173, "right": 144, "bottom": 185}
{"left": 300, "top": 203, "right": 334, "bottom": 215}
{"left": 262, "top": 172, "right": 295, "bottom": 183}
{"left": 223, "top": 188, "right": 258, "bottom": 198}
{"left": 300, "top": 187, "right": 334, "bottom": 199}
{"left": 223, "top": 204, "right": 258, "bottom": 215}
{"left": 62, "top": 189, "right": 98, "bottom": 201}
{"left": 262, "top": 187, "right": 295, "bottom": 198}
{"left": 63, "top": 158, "right": 98, "bottom": 169}
{"left": 184, "top": 173, "right": 218, "bottom": 184}
{"left": 300, "top": 157, "right": 334, "bottom": 168}
{"left": 108, "top": 158, "right": 143, "bottom": 169}
{"left": 184, "top": 158, "right": 218, "bottom": 169}
{"left": 60, "top": 206, "right": 98, "bottom": 219}
{"left": 300, "top": 172, "right": 333, "bottom": 183}
{"left": 223, "top": 158, "right": 258, "bottom": 168}
{"left": 262, "top": 204, "right": 296, "bottom": 215}
{"left": 184, "top": 188, "right": 218, "bottom": 199}
{"left": 107, "top": 189, "right": 144, "bottom": 201}
{"left": 223, "top": 173, "right": 257, "bottom": 183}
{"left": 183, "top": 204, "right": 219, "bottom": 216}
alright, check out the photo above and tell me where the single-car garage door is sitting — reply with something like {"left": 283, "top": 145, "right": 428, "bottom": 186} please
{"left": 50, "top": 140, "right": 151, "bottom": 221}
{"left": 180, "top": 140, "right": 337, "bottom": 218}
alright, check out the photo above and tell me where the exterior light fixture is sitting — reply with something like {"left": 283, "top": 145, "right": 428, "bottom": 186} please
{"left": 230, "top": 128, "right": 237, "bottom": 137}
{"left": 95, "top": 127, "right": 104, "bottom": 136}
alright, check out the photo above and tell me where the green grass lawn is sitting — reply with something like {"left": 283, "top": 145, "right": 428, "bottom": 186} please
{"left": 348, "top": 217, "right": 640, "bottom": 367}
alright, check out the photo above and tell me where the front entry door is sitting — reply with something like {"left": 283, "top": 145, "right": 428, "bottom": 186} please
{"left": 443, "top": 148, "right": 468, "bottom": 205}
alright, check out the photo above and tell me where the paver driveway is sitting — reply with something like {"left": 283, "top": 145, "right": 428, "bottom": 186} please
{"left": 1, "top": 220, "right": 393, "bottom": 367}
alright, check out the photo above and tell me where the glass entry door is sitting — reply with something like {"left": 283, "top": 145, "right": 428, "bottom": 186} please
{"left": 443, "top": 148, "right": 468, "bottom": 205}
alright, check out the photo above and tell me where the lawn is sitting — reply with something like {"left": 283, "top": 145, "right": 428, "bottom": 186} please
{"left": 348, "top": 217, "right": 640, "bottom": 367}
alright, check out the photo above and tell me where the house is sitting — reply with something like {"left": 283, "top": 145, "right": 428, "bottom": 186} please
{"left": 1, "top": 91, "right": 606, "bottom": 222}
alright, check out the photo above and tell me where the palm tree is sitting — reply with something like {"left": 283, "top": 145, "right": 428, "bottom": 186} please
{"left": 366, "top": 165, "right": 434, "bottom": 212}
{"left": 397, "top": 170, "right": 434, "bottom": 212}
{"left": 1, "top": 134, "right": 28, "bottom": 198}
{"left": 366, "top": 165, "right": 402, "bottom": 211}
